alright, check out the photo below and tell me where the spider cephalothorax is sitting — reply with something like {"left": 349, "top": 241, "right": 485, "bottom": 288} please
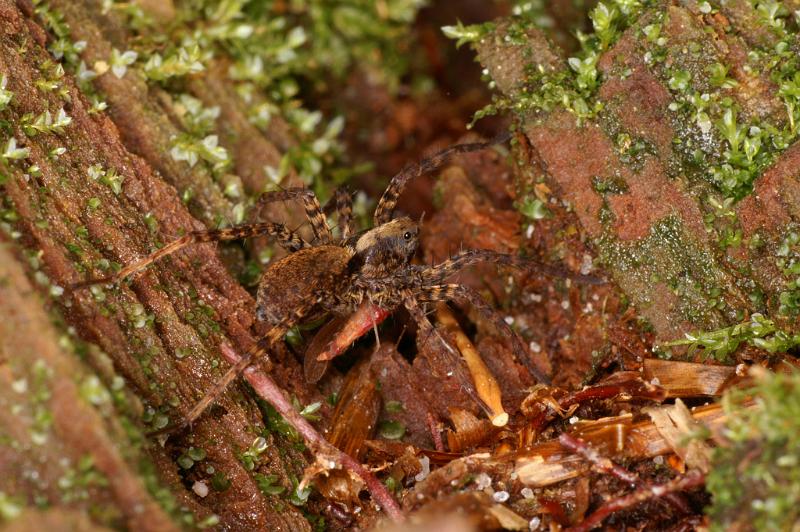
{"left": 73, "top": 133, "right": 598, "bottom": 431}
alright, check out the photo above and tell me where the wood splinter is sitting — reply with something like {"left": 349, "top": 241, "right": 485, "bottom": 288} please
{"left": 436, "top": 303, "right": 509, "bottom": 427}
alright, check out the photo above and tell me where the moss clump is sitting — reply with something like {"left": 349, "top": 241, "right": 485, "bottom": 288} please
{"left": 125, "top": 0, "right": 428, "bottom": 193}
{"left": 455, "top": 1, "right": 800, "bottom": 204}
{"left": 776, "top": 227, "right": 800, "bottom": 316}
{"left": 707, "top": 368, "right": 800, "bottom": 530}
{"left": 659, "top": 313, "right": 800, "bottom": 362}
{"left": 597, "top": 215, "right": 737, "bottom": 331}
{"left": 28, "top": 0, "right": 429, "bottom": 217}
{"left": 446, "top": 0, "right": 654, "bottom": 125}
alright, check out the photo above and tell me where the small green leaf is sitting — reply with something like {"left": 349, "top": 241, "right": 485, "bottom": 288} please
{"left": 441, "top": 20, "right": 493, "bottom": 49}
{"left": 378, "top": 420, "right": 406, "bottom": 440}
{"left": 255, "top": 473, "right": 286, "bottom": 496}
{"left": 211, "top": 472, "right": 231, "bottom": 491}
{"left": 385, "top": 400, "right": 404, "bottom": 413}
{"left": 519, "top": 197, "right": 550, "bottom": 220}
{"left": 187, "top": 447, "right": 206, "bottom": 461}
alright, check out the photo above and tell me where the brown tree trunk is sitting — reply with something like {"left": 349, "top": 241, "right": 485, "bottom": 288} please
{"left": 475, "top": 2, "right": 800, "bottom": 343}
{"left": 0, "top": 0, "right": 312, "bottom": 529}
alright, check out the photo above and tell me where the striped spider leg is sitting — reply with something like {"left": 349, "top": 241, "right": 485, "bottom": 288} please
{"left": 70, "top": 188, "right": 326, "bottom": 290}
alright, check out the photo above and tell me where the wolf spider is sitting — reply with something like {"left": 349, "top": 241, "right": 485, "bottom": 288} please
{"left": 74, "top": 133, "right": 595, "bottom": 432}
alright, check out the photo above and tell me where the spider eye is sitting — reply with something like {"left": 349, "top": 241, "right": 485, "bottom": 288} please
{"left": 403, "top": 231, "right": 412, "bottom": 240}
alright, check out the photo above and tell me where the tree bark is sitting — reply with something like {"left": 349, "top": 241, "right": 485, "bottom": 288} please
{"left": 0, "top": 0, "right": 312, "bottom": 529}
{"left": 475, "top": 1, "right": 800, "bottom": 342}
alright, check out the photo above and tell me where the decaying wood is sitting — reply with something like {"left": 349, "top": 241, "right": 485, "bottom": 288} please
{"left": 0, "top": 1, "right": 311, "bottom": 528}
{"left": 0, "top": 244, "right": 179, "bottom": 531}
{"left": 514, "top": 401, "right": 729, "bottom": 488}
{"left": 644, "top": 399, "right": 713, "bottom": 473}
{"left": 475, "top": 2, "right": 800, "bottom": 341}
{"left": 643, "top": 358, "right": 738, "bottom": 397}
{"left": 558, "top": 433, "right": 690, "bottom": 514}
{"left": 565, "top": 469, "right": 706, "bottom": 532}
{"left": 325, "top": 359, "right": 381, "bottom": 460}
{"left": 3, "top": 0, "right": 795, "bottom": 528}
{"left": 444, "top": 408, "right": 498, "bottom": 454}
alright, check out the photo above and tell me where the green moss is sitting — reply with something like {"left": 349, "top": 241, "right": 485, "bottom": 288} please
{"left": 28, "top": 359, "right": 54, "bottom": 446}
{"left": 465, "top": 1, "right": 800, "bottom": 205}
{"left": 238, "top": 436, "right": 269, "bottom": 471}
{"left": 707, "top": 368, "right": 800, "bottom": 530}
{"left": 598, "top": 215, "right": 735, "bottom": 330}
{"left": 288, "top": 474, "right": 312, "bottom": 506}
{"left": 22, "top": 0, "right": 428, "bottom": 245}
{"left": 139, "top": 459, "right": 198, "bottom": 523}
{"left": 385, "top": 400, "right": 404, "bottom": 413}
{"left": 442, "top": 20, "right": 495, "bottom": 49}
{"left": 451, "top": 0, "right": 654, "bottom": 126}
{"left": 776, "top": 226, "right": 800, "bottom": 316}
{"left": 57, "top": 455, "right": 109, "bottom": 503}
{"left": 591, "top": 174, "right": 629, "bottom": 195}
{"left": 210, "top": 471, "right": 231, "bottom": 492}
{"left": 86, "top": 164, "right": 124, "bottom": 195}
{"left": 109, "top": 0, "right": 425, "bottom": 195}
{"left": 31, "top": 0, "right": 86, "bottom": 66}
{"left": 659, "top": 313, "right": 800, "bottom": 362}
{"left": 255, "top": 473, "right": 286, "bottom": 496}
{"left": 20, "top": 108, "right": 72, "bottom": 137}
{"left": 79, "top": 375, "right": 112, "bottom": 406}
{"left": 596, "top": 109, "right": 659, "bottom": 173}
{"left": 2, "top": 138, "right": 30, "bottom": 161}
{"left": 0, "top": 75, "right": 12, "bottom": 111}
{"left": 0, "top": 492, "right": 23, "bottom": 521}
{"left": 517, "top": 196, "right": 550, "bottom": 220}
{"left": 653, "top": 6, "right": 800, "bottom": 201}
{"left": 377, "top": 419, "right": 406, "bottom": 440}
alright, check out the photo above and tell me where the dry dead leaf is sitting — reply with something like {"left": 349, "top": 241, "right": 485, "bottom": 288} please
{"left": 487, "top": 504, "right": 529, "bottom": 530}
{"left": 446, "top": 408, "right": 497, "bottom": 453}
{"left": 643, "top": 359, "right": 736, "bottom": 397}
{"left": 644, "top": 399, "right": 712, "bottom": 473}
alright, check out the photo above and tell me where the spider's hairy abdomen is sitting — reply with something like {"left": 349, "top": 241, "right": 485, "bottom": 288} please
{"left": 256, "top": 245, "right": 352, "bottom": 325}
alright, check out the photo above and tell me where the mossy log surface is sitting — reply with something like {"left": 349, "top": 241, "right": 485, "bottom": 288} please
{"left": 0, "top": 1, "right": 313, "bottom": 529}
{"left": 476, "top": 1, "right": 800, "bottom": 342}
{"left": 5, "top": 0, "right": 800, "bottom": 529}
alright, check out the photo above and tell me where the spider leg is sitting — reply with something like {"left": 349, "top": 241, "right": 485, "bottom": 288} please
{"left": 71, "top": 222, "right": 307, "bottom": 290}
{"left": 402, "top": 295, "right": 492, "bottom": 418}
{"left": 373, "top": 131, "right": 511, "bottom": 225}
{"left": 151, "top": 298, "right": 316, "bottom": 436}
{"left": 416, "top": 283, "right": 551, "bottom": 385}
{"left": 402, "top": 295, "right": 450, "bottom": 356}
{"left": 323, "top": 187, "right": 353, "bottom": 239}
{"left": 421, "top": 249, "right": 605, "bottom": 285}
{"left": 254, "top": 187, "right": 331, "bottom": 244}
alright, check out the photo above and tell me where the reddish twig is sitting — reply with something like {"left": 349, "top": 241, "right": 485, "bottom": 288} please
{"left": 560, "top": 376, "right": 666, "bottom": 409}
{"left": 563, "top": 469, "right": 705, "bottom": 532}
{"left": 220, "top": 343, "right": 405, "bottom": 523}
{"left": 426, "top": 411, "right": 445, "bottom": 452}
{"left": 558, "top": 433, "right": 690, "bottom": 513}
